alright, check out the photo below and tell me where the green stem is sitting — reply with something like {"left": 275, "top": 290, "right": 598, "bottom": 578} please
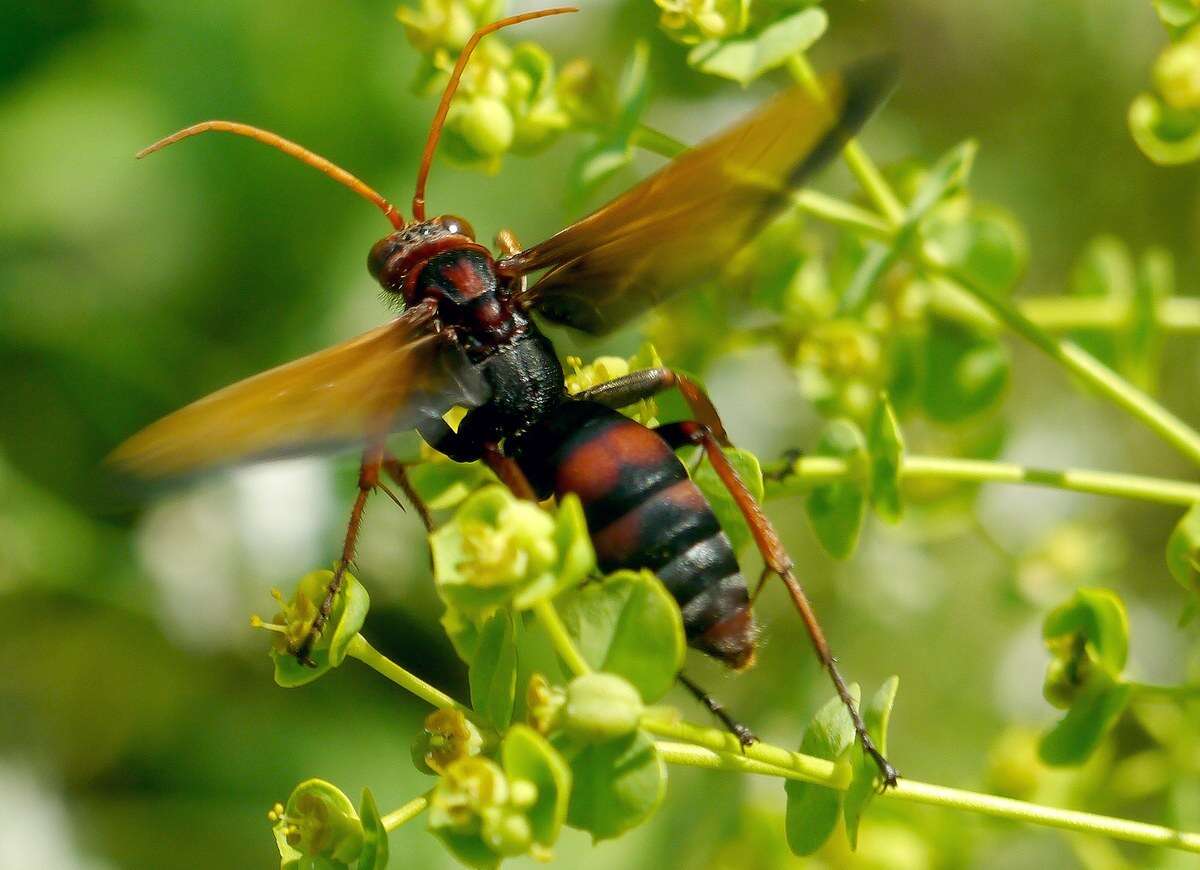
{"left": 532, "top": 598, "right": 592, "bottom": 677}
{"left": 632, "top": 123, "right": 688, "bottom": 159}
{"left": 764, "top": 454, "right": 1200, "bottom": 507}
{"left": 347, "top": 634, "right": 466, "bottom": 712}
{"left": 786, "top": 55, "right": 906, "bottom": 225}
{"left": 1128, "top": 681, "right": 1200, "bottom": 701}
{"left": 1018, "top": 296, "right": 1200, "bottom": 335}
{"left": 381, "top": 790, "right": 433, "bottom": 832}
{"left": 654, "top": 741, "right": 1200, "bottom": 854}
{"left": 642, "top": 716, "right": 848, "bottom": 787}
{"left": 927, "top": 260, "right": 1200, "bottom": 469}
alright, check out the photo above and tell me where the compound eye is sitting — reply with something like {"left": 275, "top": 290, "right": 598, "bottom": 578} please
{"left": 437, "top": 214, "right": 475, "bottom": 240}
{"left": 368, "top": 234, "right": 402, "bottom": 281}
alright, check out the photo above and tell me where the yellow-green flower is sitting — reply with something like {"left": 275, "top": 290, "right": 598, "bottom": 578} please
{"left": 270, "top": 779, "right": 363, "bottom": 864}
{"left": 655, "top": 0, "right": 750, "bottom": 45}
{"left": 565, "top": 344, "right": 663, "bottom": 427}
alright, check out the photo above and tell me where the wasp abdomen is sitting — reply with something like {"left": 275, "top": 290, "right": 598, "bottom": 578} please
{"left": 512, "top": 400, "right": 756, "bottom": 669}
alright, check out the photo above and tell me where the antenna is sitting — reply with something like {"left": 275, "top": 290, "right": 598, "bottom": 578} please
{"left": 137, "top": 121, "right": 406, "bottom": 230}
{"left": 411, "top": 6, "right": 578, "bottom": 222}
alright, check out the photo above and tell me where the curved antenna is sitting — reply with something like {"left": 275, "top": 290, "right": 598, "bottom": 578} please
{"left": 412, "top": 6, "right": 578, "bottom": 222}
{"left": 137, "top": 121, "right": 406, "bottom": 230}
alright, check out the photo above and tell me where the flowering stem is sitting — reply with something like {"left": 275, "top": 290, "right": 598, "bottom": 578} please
{"left": 347, "top": 634, "right": 466, "bottom": 713}
{"left": 1128, "top": 680, "right": 1200, "bottom": 701}
{"left": 781, "top": 50, "right": 1200, "bottom": 469}
{"left": 642, "top": 716, "right": 848, "bottom": 787}
{"left": 764, "top": 454, "right": 1200, "bottom": 507}
{"left": 532, "top": 598, "right": 592, "bottom": 677}
{"left": 653, "top": 740, "right": 1200, "bottom": 854}
{"left": 381, "top": 789, "right": 434, "bottom": 832}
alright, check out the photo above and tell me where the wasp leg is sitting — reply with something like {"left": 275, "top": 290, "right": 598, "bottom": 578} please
{"left": 574, "top": 368, "right": 731, "bottom": 446}
{"left": 416, "top": 413, "right": 537, "bottom": 502}
{"left": 677, "top": 672, "right": 757, "bottom": 749}
{"left": 495, "top": 228, "right": 527, "bottom": 296}
{"left": 381, "top": 455, "right": 435, "bottom": 534}
{"left": 293, "top": 444, "right": 384, "bottom": 666}
{"left": 655, "top": 420, "right": 899, "bottom": 789}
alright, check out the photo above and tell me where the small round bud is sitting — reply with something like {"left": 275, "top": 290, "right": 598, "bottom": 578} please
{"left": 564, "top": 672, "right": 645, "bottom": 742}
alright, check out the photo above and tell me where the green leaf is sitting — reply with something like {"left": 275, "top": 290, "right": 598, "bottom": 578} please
{"left": 557, "top": 570, "right": 685, "bottom": 703}
{"left": 1128, "top": 247, "right": 1172, "bottom": 389}
{"left": 408, "top": 460, "right": 494, "bottom": 511}
{"left": 805, "top": 420, "right": 868, "bottom": 559}
{"left": 1167, "top": 504, "right": 1200, "bottom": 595}
{"left": 559, "top": 729, "right": 666, "bottom": 841}
{"left": 1039, "top": 677, "right": 1132, "bottom": 766}
{"left": 502, "top": 725, "right": 572, "bottom": 848}
{"left": 433, "top": 831, "right": 499, "bottom": 870}
{"left": 784, "top": 685, "right": 859, "bottom": 856}
{"left": 909, "top": 140, "right": 978, "bottom": 220}
{"left": 687, "top": 8, "right": 827, "bottom": 85}
{"left": 357, "top": 788, "right": 389, "bottom": 870}
{"left": 843, "top": 677, "right": 899, "bottom": 849}
{"left": 470, "top": 609, "right": 518, "bottom": 729}
{"left": 866, "top": 394, "right": 904, "bottom": 523}
{"left": 925, "top": 206, "right": 1028, "bottom": 296}
{"left": 1068, "top": 235, "right": 1134, "bottom": 366}
{"left": 920, "top": 314, "right": 1010, "bottom": 422}
{"left": 271, "top": 570, "right": 370, "bottom": 688}
{"left": 1043, "top": 587, "right": 1129, "bottom": 676}
{"left": 693, "top": 447, "right": 764, "bottom": 554}
{"left": 570, "top": 41, "right": 649, "bottom": 199}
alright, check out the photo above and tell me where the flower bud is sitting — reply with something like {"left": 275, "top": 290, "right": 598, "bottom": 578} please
{"left": 1156, "top": 26, "right": 1200, "bottom": 110}
{"left": 563, "top": 672, "right": 644, "bottom": 742}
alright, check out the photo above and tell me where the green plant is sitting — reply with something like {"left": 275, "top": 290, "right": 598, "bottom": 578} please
{"left": 256, "top": 2, "right": 1200, "bottom": 866}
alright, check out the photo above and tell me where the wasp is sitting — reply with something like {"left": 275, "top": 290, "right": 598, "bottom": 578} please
{"left": 110, "top": 7, "right": 897, "bottom": 784}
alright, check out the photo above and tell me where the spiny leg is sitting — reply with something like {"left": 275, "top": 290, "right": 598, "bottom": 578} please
{"left": 574, "top": 367, "right": 731, "bottom": 446}
{"left": 678, "top": 672, "right": 757, "bottom": 748}
{"left": 293, "top": 444, "right": 384, "bottom": 665}
{"left": 381, "top": 454, "right": 435, "bottom": 534}
{"left": 656, "top": 420, "right": 898, "bottom": 788}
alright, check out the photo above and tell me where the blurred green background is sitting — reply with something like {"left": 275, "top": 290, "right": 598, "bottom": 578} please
{"left": 2, "top": 1, "right": 1198, "bottom": 867}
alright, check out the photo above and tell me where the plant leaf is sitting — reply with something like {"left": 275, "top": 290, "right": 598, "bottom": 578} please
{"left": 693, "top": 446, "right": 764, "bottom": 554}
{"left": 687, "top": 8, "right": 827, "bottom": 85}
{"left": 558, "top": 729, "right": 666, "bottom": 841}
{"left": 1043, "top": 587, "right": 1129, "bottom": 676}
{"left": 866, "top": 394, "right": 904, "bottom": 522}
{"left": 470, "top": 609, "right": 518, "bottom": 729}
{"left": 1039, "top": 677, "right": 1132, "bottom": 766}
{"left": 557, "top": 570, "right": 685, "bottom": 702}
{"left": 805, "top": 420, "right": 868, "bottom": 559}
{"left": 843, "top": 676, "right": 899, "bottom": 849}
{"left": 502, "top": 724, "right": 573, "bottom": 847}
{"left": 920, "top": 314, "right": 1010, "bottom": 423}
{"left": 1167, "top": 504, "right": 1200, "bottom": 596}
{"left": 357, "top": 788, "right": 389, "bottom": 870}
{"left": 784, "top": 685, "right": 859, "bottom": 856}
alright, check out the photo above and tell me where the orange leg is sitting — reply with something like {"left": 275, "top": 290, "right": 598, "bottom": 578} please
{"left": 657, "top": 420, "right": 898, "bottom": 788}
{"left": 482, "top": 442, "right": 536, "bottom": 501}
{"left": 293, "top": 444, "right": 384, "bottom": 665}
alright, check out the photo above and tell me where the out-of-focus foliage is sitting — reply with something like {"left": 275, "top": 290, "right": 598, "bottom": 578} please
{"left": 2, "top": 0, "right": 1200, "bottom": 867}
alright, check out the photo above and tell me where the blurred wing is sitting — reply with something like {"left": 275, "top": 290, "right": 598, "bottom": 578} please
{"left": 108, "top": 309, "right": 487, "bottom": 480}
{"left": 504, "top": 59, "right": 896, "bottom": 334}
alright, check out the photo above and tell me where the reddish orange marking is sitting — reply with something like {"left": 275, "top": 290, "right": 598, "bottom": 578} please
{"left": 554, "top": 419, "right": 674, "bottom": 505}
{"left": 695, "top": 607, "right": 757, "bottom": 670}
{"left": 589, "top": 478, "right": 707, "bottom": 564}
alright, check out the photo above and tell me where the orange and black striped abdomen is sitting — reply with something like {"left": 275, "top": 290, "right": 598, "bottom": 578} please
{"left": 513, "top": 400, "right": 755, "bottom": 668}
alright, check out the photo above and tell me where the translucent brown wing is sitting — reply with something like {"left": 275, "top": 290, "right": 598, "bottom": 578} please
{"left": 503, "top": 59, "right": 896, "bottom": 334}
{"left": 108, "top": 306, "right": 487, "bottom": 479}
